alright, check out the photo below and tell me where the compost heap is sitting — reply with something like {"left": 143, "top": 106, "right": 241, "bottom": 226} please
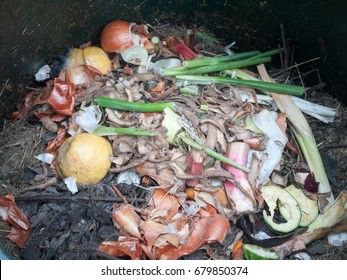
{"left": 3, "top": 19, "right": 347, "bottom": 260}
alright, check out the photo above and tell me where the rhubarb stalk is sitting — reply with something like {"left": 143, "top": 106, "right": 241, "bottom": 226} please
{"left": 186, "top": 150, "right": 204, "bottom": 187}
{"left": 166, "top": 36, "right": 197, "bottom": 61}
{"left": 223, "top": 142, "right": 257, "bottom": 214}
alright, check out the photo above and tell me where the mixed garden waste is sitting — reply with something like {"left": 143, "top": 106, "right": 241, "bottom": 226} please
{"left": 2, "top": 19, "right": 346, "bottom": 260}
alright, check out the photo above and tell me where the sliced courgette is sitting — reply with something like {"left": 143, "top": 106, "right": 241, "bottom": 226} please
{"left": 261, "top": 185, "right": 301, "bottom": 234}
{"left": 280, "top": 185, "right": 319, "bottom": 227}
{"left": 243, "top": 244, "right": 280, "bottom": 260}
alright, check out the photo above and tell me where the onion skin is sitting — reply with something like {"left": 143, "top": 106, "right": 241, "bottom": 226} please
{"left": 66, "top": 65, "right": 94, "bottom": 86}
{"left": 101, "top": 20, "right": 134, "bottom": 53}
{"left": 101, "top": 20, "right": 155, "bottom": 54}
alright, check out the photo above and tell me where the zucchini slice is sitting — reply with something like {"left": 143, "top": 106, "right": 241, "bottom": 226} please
{"left": 261, "top": 185, "right": 301, "bottom": 233}
{"left": 280, "top": 185, "right": 319, "bottom": 227}
{"left": 243, "top": 244, "right": 280, "bottom": 260}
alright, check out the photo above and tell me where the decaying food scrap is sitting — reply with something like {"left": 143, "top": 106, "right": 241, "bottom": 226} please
{"left": 8, "top": 19, "right": 346, "bottom": 260}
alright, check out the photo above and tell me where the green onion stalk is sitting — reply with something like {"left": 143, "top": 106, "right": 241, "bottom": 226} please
{"left": 182, "top": 50, "right": 261, "bottom": 68}
{"left": 225, "top": 69, "right": 338, "bottom": 123}
{"left": 161, "top": 57, "right": 271, "bottom": 76}
{"left": 95, "top": 96, "right": 174, "bottom": 112}
{"left": 249, "top": 48, "right": 282, "bottom": 59}
{"left": 176, "top": 75, "right": 304, "bottom": 96}
{"left": 93, "top": 125, "right": 157, "bottom": 137}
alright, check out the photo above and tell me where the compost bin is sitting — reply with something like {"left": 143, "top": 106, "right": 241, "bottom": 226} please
{"left": 0, "top": 0, "right": 346, "bottom": 260}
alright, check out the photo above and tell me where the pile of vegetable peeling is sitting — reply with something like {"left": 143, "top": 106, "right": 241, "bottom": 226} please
{"left": 6, "top": 19, "right": 347, "bottom": 260}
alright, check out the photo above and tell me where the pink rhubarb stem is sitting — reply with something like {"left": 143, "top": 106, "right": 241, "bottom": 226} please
{"left": 166, "top": 36, "right": 197, "bottom": 61}
{"left": 224, "top": 142, "right": 257, "bottom": 214}
{"left": 186, "top": 150, "right": 204, "bottom": 187}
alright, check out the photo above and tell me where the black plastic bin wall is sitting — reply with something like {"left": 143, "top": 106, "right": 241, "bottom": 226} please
{"left": 1, "top": 0, "right": 347, "bottom": 126}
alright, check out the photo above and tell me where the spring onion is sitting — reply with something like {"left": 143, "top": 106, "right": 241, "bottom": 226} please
{"left": 161, "top": 57, "right": 271, "bottom": 76}
{"left": 93, "top": 125, "right": 157, "bottom": 137}
{"left": 182, "top": 50, "right": 261, "bottom": 68}
{"left": 95, "top": 96, "right": 174, "bottom": 112}
{"left": 227, "top": 69, "right": 338, "bottom": 122}
{"left": 249, "top": 48, "right": 282, "bottom": 59}
{"left": 200, "top": 104, "right": 209, "bottom": 111}
{"left": 176, "top": 75, "right": 305, "bottom": 96}
{"left": 196, "top": 31, "right": 220, "bottom": 44}
{"left": 179, "top": 85, "right": 199, "bottom": 96}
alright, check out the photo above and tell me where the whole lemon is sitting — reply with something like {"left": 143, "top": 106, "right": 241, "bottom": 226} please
{"left": 56, "top": 133, "right": 112, "bottom": 185}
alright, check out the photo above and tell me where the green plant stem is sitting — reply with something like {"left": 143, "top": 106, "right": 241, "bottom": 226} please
{"left": 176, "top": 75, "right": 304, "bottom": 96}
{"left": 179, "top": 135, "right": 250, "bottom": 173}
{"left": 196, "top": 31, "right": 220, "bottom": 44}
{"left": 250, "top": 48, "right": 282, "bottom": 59}
{"left": 182, "top": 50, "right": 261, "bottom": 68}
{"left": 95, "top": 96, "right": 174, "bottom": 112}
{"left": 162, "top": 57, "right": 271, "bottom": 76}
{"left": 179, "top": 86, "right": 199, "bottom": 96}
{"left": 93, "top": 125, "right": 157, "bottom": 137}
